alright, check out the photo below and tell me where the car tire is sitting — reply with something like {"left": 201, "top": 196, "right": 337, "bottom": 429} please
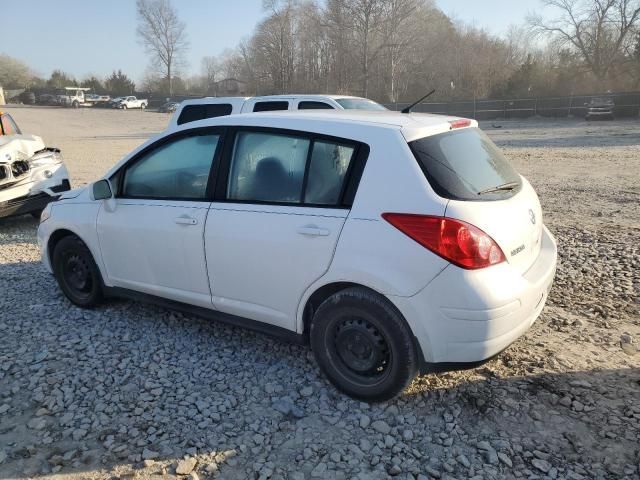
{"left": 141, "top": 103, "right": 146, "bottom": 110}
{"left": 310, "top": 287, "right": 419, "bottom": 402}
{"left": 52, "top": 235, "right": 103, "bottom": 308}
{"left": 72, "top": 101, "right": 79, "bottom": 109}
{"left": 122, "top": 105, "right": 127, "bottom": 110}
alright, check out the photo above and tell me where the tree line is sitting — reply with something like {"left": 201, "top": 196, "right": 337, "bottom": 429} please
{"left": 2, "top": 0, "right": 639, "bottom": 102}
{"left": 203, "top": 0, "right": 640, "bottom": 101}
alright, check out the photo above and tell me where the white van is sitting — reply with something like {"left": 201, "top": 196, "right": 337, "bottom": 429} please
{"left": 168, "top": 94, "right": 387, "bottom": 129}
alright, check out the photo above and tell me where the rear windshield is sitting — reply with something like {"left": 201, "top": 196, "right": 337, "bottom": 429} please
{"left": 177, "top": 104, "right": 233, "bottom": 125}
{"left": 409, "top": 127, "right": 521, "bottom": 201}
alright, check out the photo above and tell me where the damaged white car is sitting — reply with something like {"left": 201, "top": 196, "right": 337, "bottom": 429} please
{"left": 0, "top": 111, "right": 71, "bottom": 219}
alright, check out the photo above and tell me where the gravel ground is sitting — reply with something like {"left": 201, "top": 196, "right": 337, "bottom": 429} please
{"left": 0, "top": 108, "right": 638, "bottom": 480}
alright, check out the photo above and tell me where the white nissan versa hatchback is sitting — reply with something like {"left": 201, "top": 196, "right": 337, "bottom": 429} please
{"left": 38, "top": 111, "right": 557, "bottom": 401}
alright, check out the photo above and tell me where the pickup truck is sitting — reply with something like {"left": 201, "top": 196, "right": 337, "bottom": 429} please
{"left": 116, "top": 96, "right": 148, "bottom": 110}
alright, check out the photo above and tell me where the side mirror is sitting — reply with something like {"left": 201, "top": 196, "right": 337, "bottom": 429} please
{"left": 92, "top": 179, "right": 113, "bottom": 200}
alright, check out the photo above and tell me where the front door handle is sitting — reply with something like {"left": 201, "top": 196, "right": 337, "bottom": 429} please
{"left": 297, "top": 225, "right": 330, "bottom": 237}
{"left": 174, "top": 215, "right": 198, "bottom": 226}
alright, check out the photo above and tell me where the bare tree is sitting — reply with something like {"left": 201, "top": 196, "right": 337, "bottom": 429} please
{"left": 136, "top": 0, "right": 189, "bottom": 96}
{"left": 381, "top": 0, "right": 419, "bottom": 101}
{"left": 201, "top": 56, "right": 219, "bottom": 95}
{"left": 345, "top": 0, "right": 385, "bottom": 97}
{"left": 528, "top": 0, "right": 640, "bottom": 84}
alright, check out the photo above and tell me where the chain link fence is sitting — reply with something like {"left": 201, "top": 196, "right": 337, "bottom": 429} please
{"left": 384, "top": 91, "right": 640, "bottom": 120}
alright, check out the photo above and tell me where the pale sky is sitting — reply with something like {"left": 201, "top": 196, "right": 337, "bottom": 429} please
{"left": 2, "top": 0, "right": 544, "bottom": 83}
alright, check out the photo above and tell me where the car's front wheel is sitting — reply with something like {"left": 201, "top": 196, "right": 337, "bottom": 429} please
{"left": 52, "top": 235, "right": 103, "bottom": 308}
{"left": 310, "top": 287, "right": 419, "bottom": 402}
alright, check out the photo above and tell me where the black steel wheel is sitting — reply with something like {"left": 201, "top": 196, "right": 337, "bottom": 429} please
{"left": 310, "top": 287, "right": 419, "bottom": 402}
{"left": 52, "top": 235, "right": 103, "bottom": 308}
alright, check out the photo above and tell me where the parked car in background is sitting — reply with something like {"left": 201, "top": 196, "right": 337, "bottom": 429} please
{"left": 116, "top": 96, "right": 148, "bottom": 110}
{"left": 37, "top": 93, "right": 58, "bottom": 106}
{"left": 19, "top": 91, "right": 36, "bottom": 105}
{"left": 38, "top": 109, "right": 557, "bottom": 401}
{"left": 0, "top": 111, "right": 71, "bottom": 219}
{"left": 107, "top": 97, "right": 124, "bottom": 108}
{"left": 158, "top": 101, "right": 180, "bottom": 113}
{"left": 85, "top": 94, "right": 111, "bottom": 107}
{"left": 169, "top": 94, "right": 386, "bottom": 128}
{"left": 585, "top": 97, "right": 614, "bottom": 120}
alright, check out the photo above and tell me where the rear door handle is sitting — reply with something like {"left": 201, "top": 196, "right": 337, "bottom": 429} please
{"left": 174, "top": 215, "right": 198, "bottom": 226}
{"left": 297, "top": 225, "right": 330, "bottom": 237}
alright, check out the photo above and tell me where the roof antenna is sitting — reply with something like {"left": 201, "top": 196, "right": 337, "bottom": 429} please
{"left": 401, "top": 89, "right": 436, "bottom": 114}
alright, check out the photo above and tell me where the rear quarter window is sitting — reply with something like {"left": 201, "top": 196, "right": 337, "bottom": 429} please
{"left": 409, "top": 127, "right": 521, "bottom": 201}
{"left": 177, "top": 104, "right": 233, "bottom": 125}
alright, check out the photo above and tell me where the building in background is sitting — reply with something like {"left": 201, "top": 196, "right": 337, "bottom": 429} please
{"left": 213, "top": 78, "right": 248, "bottom": 97}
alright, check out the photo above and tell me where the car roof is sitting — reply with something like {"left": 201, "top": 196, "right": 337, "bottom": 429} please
{"left": 171, "top": 109, "right": 475, "bottom": 142}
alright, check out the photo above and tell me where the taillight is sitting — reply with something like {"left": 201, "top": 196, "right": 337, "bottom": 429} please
{"left": 381, "top": 213, "right": 506, "bottom": 269}
{"left": 449, "top": 119, "right": 471, "bottom": 129}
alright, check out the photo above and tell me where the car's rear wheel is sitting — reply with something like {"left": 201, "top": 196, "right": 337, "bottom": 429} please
{"left": 141, "top": 103, "right": 146, "bottom": 110}
{"left": 52, "top": 235, "right": 103, "bottom": 308}
{"left": 310, "top": 287, "right": 419, "bottom": 402}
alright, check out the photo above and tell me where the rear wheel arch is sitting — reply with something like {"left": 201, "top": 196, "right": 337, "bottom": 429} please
{"left": 302, "top": 282, "right": 424, "bottom": 363}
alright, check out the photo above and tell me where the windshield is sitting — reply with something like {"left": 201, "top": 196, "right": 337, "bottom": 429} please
{"left": 335, "top": 98, "right": 387, "bottom": 111}
{"left": 409, "top": 127, "right": 521, "bottom": 201}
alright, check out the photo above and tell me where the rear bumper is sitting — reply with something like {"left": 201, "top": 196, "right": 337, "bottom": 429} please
{"left": 390, "top": 225, "right": 557, "bottom": 368}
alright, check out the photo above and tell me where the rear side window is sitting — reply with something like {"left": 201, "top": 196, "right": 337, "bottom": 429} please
{"left": 228, "top": 132, "right": 309, "bottom": 203}
{"left": 305, "top": 141, "right": 355, "bottom": 204}
{"left": 298, "top": 101, "right": 334, "bottom": 110}
{"left": 253, "top": 101, "right": 289, "bottom": 112}
{"left": 177, "top": 104, "right": 233, "bottom": 125}
{"left": 225, "top": 131, "right": 358, "bottom": 206}
{"left": 409, "top": 128, "right": 521, "bottom": 201}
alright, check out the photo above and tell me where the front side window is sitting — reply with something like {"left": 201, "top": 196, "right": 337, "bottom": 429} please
{"left": 227, "top": 132, "right": 309, "bottom": 203}
{"left": 253, "top": 101, "right": 289, "bottom": 112}
{"left": 123, "top": 133, "right": 220, "bottom": 199}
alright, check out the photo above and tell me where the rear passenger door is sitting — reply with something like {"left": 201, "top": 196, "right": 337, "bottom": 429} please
{"left": 205, "top": 128, "right": 365, "bottom": 330}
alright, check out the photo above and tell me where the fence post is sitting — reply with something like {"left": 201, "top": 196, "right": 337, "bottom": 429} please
{"left": 568, "top": 95, "right": 573, "bottom": 117}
